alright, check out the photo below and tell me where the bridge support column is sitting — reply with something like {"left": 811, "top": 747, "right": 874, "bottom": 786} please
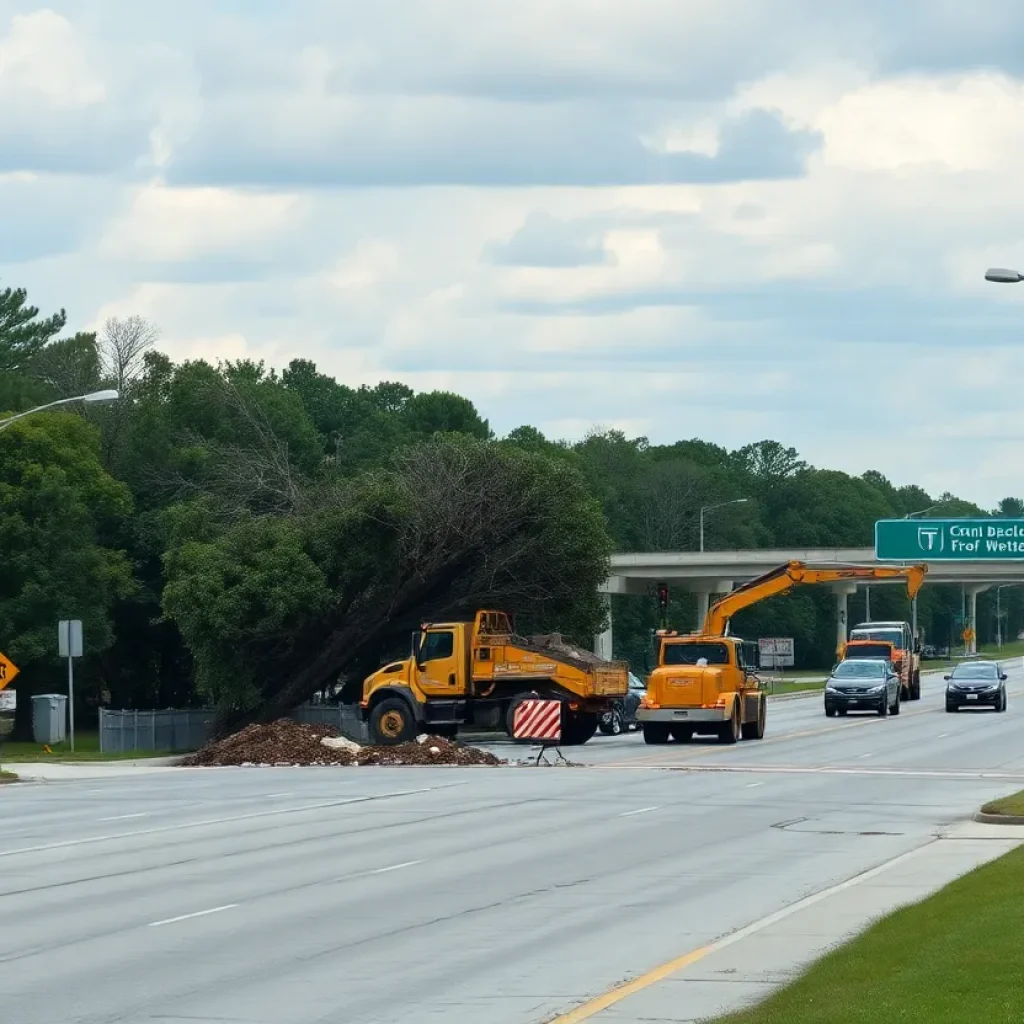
{"left": 695, "top": 580, "right": 734, "bottom": 632}
{"left": 594, "top": 592, "right": 613, "bottom": 660}
{"left": 966, "top": 585, "right": 990, "bottom": 656}
{"left": 833, "top": 583, "right": 858, "bottom": 657}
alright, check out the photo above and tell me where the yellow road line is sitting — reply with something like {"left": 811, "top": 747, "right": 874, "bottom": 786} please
{"left": 548, "top": 840, "right": 934, "bottom": 1022}
{"left": 548, "top": 943, "right": 714, "bottom": 1023}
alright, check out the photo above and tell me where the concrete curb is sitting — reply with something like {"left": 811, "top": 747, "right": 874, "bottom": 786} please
{"left": 974, "top": 811, "right": 1024, "bottom": 826}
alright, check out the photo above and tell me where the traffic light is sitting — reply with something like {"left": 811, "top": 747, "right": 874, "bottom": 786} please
{"left": 657, "top": 582, "right": 669, "bottom": 628}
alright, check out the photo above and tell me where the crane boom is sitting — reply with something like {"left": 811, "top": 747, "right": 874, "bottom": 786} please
{"left": 703, "top": 561, "right": 927, "bottom": 637}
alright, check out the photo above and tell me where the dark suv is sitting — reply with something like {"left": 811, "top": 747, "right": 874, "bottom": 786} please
{"left": 945, "top": 661, "right": 1007, "bottom": 713}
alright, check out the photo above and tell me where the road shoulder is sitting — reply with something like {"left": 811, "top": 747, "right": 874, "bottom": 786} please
{"left": 554, "top": 821, "right": 1024, "bottom": 1023}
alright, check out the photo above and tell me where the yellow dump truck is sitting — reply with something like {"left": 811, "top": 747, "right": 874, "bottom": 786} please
{"left": 360, "top": 610, "right": 629, "bottom": 746}
{"left": 637, "top": 561, "right": 927, "bottom": 745}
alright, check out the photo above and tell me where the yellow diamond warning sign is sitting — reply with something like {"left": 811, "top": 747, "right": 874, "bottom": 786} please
{"left": 0, "top": 651, "right": 20, "bottom": 691}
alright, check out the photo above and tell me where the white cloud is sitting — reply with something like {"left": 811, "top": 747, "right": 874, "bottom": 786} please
{"left": 0, "top": 9, "right": 104, "bottom": 107}
{"left": 97, "top": 183, "right": 304, "bottom": 262}
{"left": 5, "top": 1, "right": 1024, "bottom": 507}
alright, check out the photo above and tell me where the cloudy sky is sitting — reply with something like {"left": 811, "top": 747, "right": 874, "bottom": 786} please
{"left": 3, "top": 1, "right": 1024, "bottom": 505}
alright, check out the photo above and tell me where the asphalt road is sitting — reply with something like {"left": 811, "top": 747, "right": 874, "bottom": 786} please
{"left": 3, "top": 663, "right": 1024, "bottom": 1024}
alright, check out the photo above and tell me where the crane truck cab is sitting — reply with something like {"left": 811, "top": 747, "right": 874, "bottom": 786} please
{"left": 846, "top": 620, "right": 921, "bottom": 700}
{"left": 359, "top": 610, "right": 629, "bottom": 747}
{"left": 637, "top": 632, "right": 766, "bottom": 745}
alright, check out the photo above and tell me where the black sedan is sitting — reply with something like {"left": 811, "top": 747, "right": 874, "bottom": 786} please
{"left": 824, "top": 658, "right": 902, "bottom": 717}
{"left": 945, "top": 660, "right": 1008, "bottom": 713}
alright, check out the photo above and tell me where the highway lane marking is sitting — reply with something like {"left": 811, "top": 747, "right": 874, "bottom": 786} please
{"left": 148, "top": 904, "right": 238, "bottom": 928}
{"left": 605, "top": 685, "right": 1024, "bottom": 770}
{"left": 857, "top": 753, "right": 872, "bottom": 759}
{"left": 745, "top": 782, "right": 764, "bottom": 788}
{"left": 619, "top": 806, "right": 659, "bottom": 817}
{"left": 549, "top": 840, "right": 936, "bottom": 1022}
{"left": 98, "top": 812, "right": 149, "bottom": 822}
{"left": 370, "top": 860, "right": 422, "bottom": 874}
{"left": 0, "top": 784, "right": 466, "bottom": 859}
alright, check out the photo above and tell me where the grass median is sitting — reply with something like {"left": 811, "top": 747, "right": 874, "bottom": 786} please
{"left": 0, "top": 732, "right": 171, "bottom": 762}
{"left": 712, "top": 845, "right": 1024, "bottom": 1024}
{"left": 981, "top": 788, "right": 1024, "bottom": 817}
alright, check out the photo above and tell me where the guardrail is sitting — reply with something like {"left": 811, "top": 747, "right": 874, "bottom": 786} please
{"left": 99, "top": 704, "right": 367, "bottom": 754}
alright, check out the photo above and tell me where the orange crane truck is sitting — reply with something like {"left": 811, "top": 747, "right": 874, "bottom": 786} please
{"left": 360, "top": 610, "right": 629, "bottom": 746}
{"left": 636, "top": 561, "right": 927, "bottom": 745}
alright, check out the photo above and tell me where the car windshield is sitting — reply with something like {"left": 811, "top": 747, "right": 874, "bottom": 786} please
{"left": 662, "top": 642, "right": 730, "bottom": 666}
{"left": 849, "top": 628, "right": 903, "bottom": 649}
{"left": 951, "top": 663, "right": 999, "bottom": 680}
{"left": 832, "top": 660, "right": 886, "bottom": 679}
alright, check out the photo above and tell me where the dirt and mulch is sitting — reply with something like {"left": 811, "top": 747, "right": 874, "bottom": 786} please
{"left": 180, "top": 719, "right": 504, "bottom": 768}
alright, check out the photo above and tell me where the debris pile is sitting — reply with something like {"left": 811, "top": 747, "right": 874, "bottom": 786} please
{"left": 180, "top": 719, "right": 503, "bottom": 767}
{"left": 528, "top": 632, "right": 603, "bottom": 665}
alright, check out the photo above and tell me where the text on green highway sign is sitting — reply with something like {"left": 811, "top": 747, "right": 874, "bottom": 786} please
{"left": 875, "top": 519, "right": 1024, "bottom": 560}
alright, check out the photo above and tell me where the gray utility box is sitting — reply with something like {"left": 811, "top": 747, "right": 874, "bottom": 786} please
{"left": 32, "top": 694, "right": 67, "bottom": 745}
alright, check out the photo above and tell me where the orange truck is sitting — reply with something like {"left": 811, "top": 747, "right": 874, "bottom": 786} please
{"left": 637, "top": 561, "right": 927, "bottom": 744}
{"left": 359, "top": 610, "right": 628, "bottom": 746}
{"left": 842, "top": 620, "right": 922, "bottom": 700}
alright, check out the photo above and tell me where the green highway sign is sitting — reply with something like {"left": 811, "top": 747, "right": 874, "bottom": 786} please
{"left": 875, "top": 518, "right": 1024, "bottom": 560}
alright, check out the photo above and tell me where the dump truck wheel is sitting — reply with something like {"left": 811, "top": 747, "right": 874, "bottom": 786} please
{"left": 643, "top": 723, "right": 670, "bottom": 745}
{"left": 741, "top": 696, "right": 765, "bottom": 740}
{"left": 719, "top": 705, "right": 740, "bottom": 744}
{"left": 669, "top": 726, "right": 693, "bottom": 742}
{"left": 369, "top": 698, "right": 417, "bottom": 745}
{"left": 562, "top": 711, "right": 598, "bottom": 746}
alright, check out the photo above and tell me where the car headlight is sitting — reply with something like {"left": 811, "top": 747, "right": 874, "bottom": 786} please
{"left": 825, "top": 683, "right": 839, "bottom": 693}
{"left": 867, "top": 684, "right": 885, "bottom": 693}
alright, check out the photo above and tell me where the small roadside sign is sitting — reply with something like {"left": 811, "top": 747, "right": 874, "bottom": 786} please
{"left": 0, "top": 651, "right": 19, "bottom": 692}
{"left": 759, "top": 637, "right": 795, "bottom": 669}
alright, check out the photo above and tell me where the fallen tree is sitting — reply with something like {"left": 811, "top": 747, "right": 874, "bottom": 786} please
{"left": 162, "top": 433, "right": 612, "bottom": 736}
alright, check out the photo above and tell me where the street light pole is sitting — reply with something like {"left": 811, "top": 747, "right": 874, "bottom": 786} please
{"left": 699, "top": 498, "right": 750, "bottom": 552}
{"left": 903, "top": 506, "right": 938, "bottom": 638}
{"left": 0, "top": 389, "right": 120, "bottom": 431}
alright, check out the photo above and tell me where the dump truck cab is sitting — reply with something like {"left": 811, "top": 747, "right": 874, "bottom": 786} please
{"left": 637, "top": 633, "right": 765, "bottom": 745}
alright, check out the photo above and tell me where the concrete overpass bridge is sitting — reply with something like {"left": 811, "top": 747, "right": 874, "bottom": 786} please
{"left": 595, "top": 547, "right": 1024, "bottom": 659}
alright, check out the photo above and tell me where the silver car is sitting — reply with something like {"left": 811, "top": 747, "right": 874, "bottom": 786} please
{"left": 824, "top": 658, "right": 902, "bottom": 718}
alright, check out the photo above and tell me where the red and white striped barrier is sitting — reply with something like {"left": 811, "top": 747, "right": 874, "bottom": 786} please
{"left": 513, "top": 699, "right": 562, "bottom": 743}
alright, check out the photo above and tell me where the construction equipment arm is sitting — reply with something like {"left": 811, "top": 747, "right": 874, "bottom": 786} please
{"left": 703, "top": 561, "right": 927, "bottom": 636}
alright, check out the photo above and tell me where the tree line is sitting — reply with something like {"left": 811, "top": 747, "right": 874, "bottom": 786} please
{"left": 1, "top": 284, "right": 1019, "bottom": 736}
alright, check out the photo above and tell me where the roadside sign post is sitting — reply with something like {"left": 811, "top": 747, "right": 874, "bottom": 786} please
{"left": 58, "top": 621, "right": 83, "bottom": 752}
{"left": 0, "top": 650, "right": 20, "bottom": 776}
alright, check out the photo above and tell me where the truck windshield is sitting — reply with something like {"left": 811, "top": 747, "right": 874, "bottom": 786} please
{"left": 662, "top": 642, "right": 730, "bottom": 666}
{"left": 850, "top": 629, "right": 903, "bottom": 649}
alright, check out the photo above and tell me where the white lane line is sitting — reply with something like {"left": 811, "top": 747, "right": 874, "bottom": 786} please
{"left": 745, "top": 782, "right": 764, "bottom": 789}
{"left": 857, "top": 753, "right": 872, "bottom": 759}
{"left": 0, "top": 784, "right": 462, "bottom": 859}
{"left": 370, "top": 860, "right": 422, "bottom": 875}
{"left": 264, "top": 792, "right": 294, "bottom": 799}
{"left": 98, "top": 812, "right": 149, "bottom": 822}
{"left": 148, "top": 904, "right": 238, "bottom": 928}
{"left": 620, "top": 806, "right": 660, "bottom": 817}
{"left": 937, "top": 733, "right": 949, "bottom": 739}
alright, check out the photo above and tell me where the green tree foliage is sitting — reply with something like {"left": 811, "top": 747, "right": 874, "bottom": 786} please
{"left": 0, "top": 413, "right": 134, "bottom": 737}
{"left": 0, "top": 286, "right": 66, "bottom": 373}
{"left": 163, "top": 436, "right": 612, "bottom": 732}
